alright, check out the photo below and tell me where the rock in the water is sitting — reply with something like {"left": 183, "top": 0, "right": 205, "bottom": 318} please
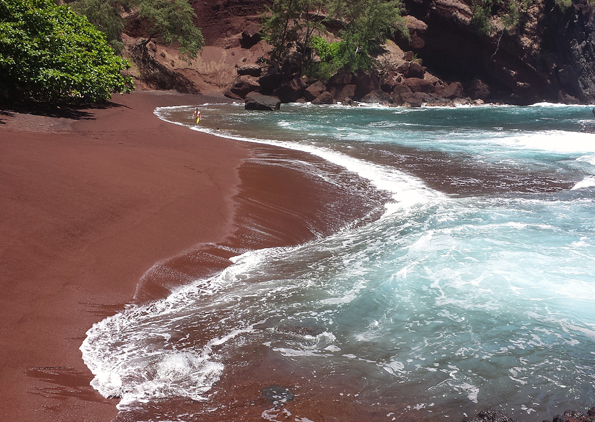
{"left": 245, "top": 92, "right": 281, "bottom": 110}
{"left": 274, "top": 77, "right": 306, "bottom": 103}
{"left": 551, "top": 408, "right": 595, "bottom": 422}
{"left": 442, "top": 81, "right": 464, "bottom": 99}
{"left": 360, "top": 89, "right": 393, "bottom": 104}
{"left": 261, "top": 385, "right": 294, "bottom": 408}
{"left": 463, "top": 408, "right": 517, "bottom": 422}
{"left": 334, "top": 84, "right": 356, "bottom": 102}
{"left": 304, "top": 80, "right": 326, "bottom": 102}
{"left": 402, "top": 77, "right": 435, "bottom": 93}
{"left": 311, "top": 91, "right": 335, "bottom": 105}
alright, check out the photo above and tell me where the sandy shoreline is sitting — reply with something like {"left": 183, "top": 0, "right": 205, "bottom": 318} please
{"left": 0, "top": 91, "right": 250, "bottom": 421}
{"left": 0, "top": 91, "right": 384, "bottom": 421}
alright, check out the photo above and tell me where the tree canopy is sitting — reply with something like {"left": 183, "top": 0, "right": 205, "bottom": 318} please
{"left": 71, "top": 0, "right": 204, "bottom": 60}
{"left": 262, "top": 0, "right": 407, "bottom": 77}
{"left": 0, "top": 0, "right": 133, "bottom": 104}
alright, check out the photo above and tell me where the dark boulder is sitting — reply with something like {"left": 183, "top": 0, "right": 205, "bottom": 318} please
{"left": 245, "top": 92, "right": 281, "bottom": 110}
{"left": 403, "top": 77, "right": 435, "bottom": 93}
{"left": 442, "top": 81, "right": 464, "bottom": 99}
{"left": 304, "top": 81, "right": 327, "bottom": 102}
{"left": 467, "top": 78, "right": 490, "bottom": 100}
{"left": 237, "top": 64, "right": 262, "bottom": 77}
{"left": 353, "top": 71, "right": 380, "bottom": 100}
{"left": 550, "top": 408, "right": 595, "bottom": 422}
{"left": 463, "top": 408, "right": 517, "bottom": 422}
{"left": 227, "top": 75, "right": 260, "bottom": 99}
{"left": 240, "top": 23, "right": 262, "bottom": 49}
{"left": 274, "top": 77, "right": 306, "bottom": 103}
{"left": 391, "top": 83, "right": 414, "bottom": 104}
{"left": 311, "top": 91, "right": 335, "bottom": 105}
{"left": 397, "top": 61, "right": 412, "bottom": 76}
{"left": 408, "top": 61, "right": 426, "bottom": 79}
{"left": 360, "top": 89, "right": 393, "bottom": 104}
{"left": 380, "top": 75, "right": 401, "bottom": 93}
{"left": 334, "top": 84, "right": 356, "bottom": 102}
{"left": 258, "top": 67, "right": 284, "bottom": 95}
{"left": 392, "top": 84, "right": 424, "bottom": 107}
{"left": 328, "top": 70, "right": 353, "bottom": 86}
{"left": 402, "top": 92, "right": 425, "bottom": 107}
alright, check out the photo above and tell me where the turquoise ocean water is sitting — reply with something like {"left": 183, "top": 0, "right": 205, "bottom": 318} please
{"left": 82, "top": 103, "right": 595, "bottom": 421}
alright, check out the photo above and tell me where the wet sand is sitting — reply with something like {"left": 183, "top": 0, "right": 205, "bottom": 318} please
{"left": 0, "top": 92, "right": 385, "bottom": 421}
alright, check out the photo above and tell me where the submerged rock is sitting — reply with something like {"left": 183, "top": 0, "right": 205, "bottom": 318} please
{"left": 311, "top": 91, "right": 335, "bottom": 105}
{"left": 463, "top": 408, "right": 517, "bottom": 422}
{"left": 550, "top": 408, "right": 595, "bottom": 422}
{"left": 464, "top": 407, "right": 595, "bottom": 422}
{"left": 261, "top": 385, "right": 294, "bottom": 407}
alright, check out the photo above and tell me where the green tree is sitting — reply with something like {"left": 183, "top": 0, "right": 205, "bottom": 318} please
{"left": 0, "top": 0, "right": 133, "bottom": 104}
{"left": 261, "top": 0, "right": 326, "bottom": 65}
{"left": 263, "top": 0, "right": 407, "bottom": 74}
{"left": 71, "top": 0, "right": 204, "bottom": 60}
{"left": 328, "top": 0, "right": 407, "bottom": 71}
{"left": 71, "top": 0, "right": 127, "bottom": 53}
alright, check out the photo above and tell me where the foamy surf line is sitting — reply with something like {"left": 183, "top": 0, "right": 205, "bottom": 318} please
{"left": 80, "top": 103, "right": 595, "bottom": 419}
{"left": 80, "top": 243, "right": 280, "bottom": 410}
{"left": 80, "top": 105, "right": 443, "bottom": 412}
{"left": 154, "top": 105, "right": 444, "bottom": 216}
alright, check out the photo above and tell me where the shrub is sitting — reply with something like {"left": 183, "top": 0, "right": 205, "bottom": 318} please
{"left": 0, "top": 0, "right": 133, "bottom": 104}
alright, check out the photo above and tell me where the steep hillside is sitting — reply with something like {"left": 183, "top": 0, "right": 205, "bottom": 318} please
{"left": 402, "top": 0, "right": 595, "bottom": 104}
{"left": 123, "top": 0, "right": 595, "bottom": 104}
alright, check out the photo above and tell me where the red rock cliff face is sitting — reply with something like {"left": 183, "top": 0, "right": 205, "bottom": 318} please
{"left": 191, "top": 0, "right": 272, "bottom": 45}
{"left": 401, "top": 0, "right": 595, "bottom": 103}
{"left": 127, "top": 0, "right": 594, "bottom": 104}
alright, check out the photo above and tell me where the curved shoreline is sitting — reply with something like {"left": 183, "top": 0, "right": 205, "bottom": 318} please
{"left": 0, "top": 91, "right": 387, "bottom": 421}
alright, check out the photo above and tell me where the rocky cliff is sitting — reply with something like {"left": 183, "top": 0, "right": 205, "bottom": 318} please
{"left": 123, "top": 0, "right": 595, "bottom": 105}
{"left": 403, "top": 0, "right": 595, "bottom": 104}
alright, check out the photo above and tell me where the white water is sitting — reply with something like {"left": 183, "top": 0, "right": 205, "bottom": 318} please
{"left": 82, "top": 103, "right": 595, "bottom": 421}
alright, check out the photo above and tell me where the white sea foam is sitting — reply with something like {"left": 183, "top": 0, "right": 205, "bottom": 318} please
{"left": 571, "top": 175, "right": 595, "bottom": 190}
{"left": 155, "top": 106, "right": 444, "bottom": 211}
{"left": 498, "top": 131, "right": 595, "bottom": 153}
{"left": 79, "top": 104, "right": 595, "bottom": 419}
{"left": 576, "top": 154, "right": 595, "bottom": 166}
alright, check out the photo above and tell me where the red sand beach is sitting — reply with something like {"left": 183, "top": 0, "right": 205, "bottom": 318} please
{"left": 0, "top": 92, "right": 250, "bottom": 421}
{"left": 0, "top": 92, "right": 382, "bottom": 421}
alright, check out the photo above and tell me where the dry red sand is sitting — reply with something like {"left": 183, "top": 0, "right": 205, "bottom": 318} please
{"left": 0, "top": 91, "right": 384, "bottom": 422}
{"left": 0, "top": 92, "right": 250, "bottom": 421}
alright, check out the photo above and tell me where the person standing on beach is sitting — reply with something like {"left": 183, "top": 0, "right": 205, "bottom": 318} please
{"left": 192, "top": 107, "right": 201, "bottom": 124}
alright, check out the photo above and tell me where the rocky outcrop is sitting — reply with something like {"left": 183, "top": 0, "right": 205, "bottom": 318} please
{"left": 463, "top": 408, "right": 517, "bottom": 422}
{"left": 400, "top": 0, "right": 595, "bottom": 104}
{"left": 125, "top": 0, "right": 595, "bottom": 105}
{"left": 128, "top": 41, "right": 198, "bottom": 93}
{"left": 463, "top": 407, "right": 595, "bottom": 422}
{"left": 311, "top": 91, "right": 335, "bottom": 104}
{"left": 226, "top": 75, "right": 260, "bottom": 99}
{"left": 549, "top": 408, "right": 595, "bottom": 422}
{"left": 274, "top": 77, "right": 307, "bottom": 102}
{"left": 541, "top": 0, "right": 595, "bottom": 103}
{"left": 304, "top": 81, "right": 326, "bottom": 102}
{"left": 244, "top": 92, "right": 281, "bottom": 110}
